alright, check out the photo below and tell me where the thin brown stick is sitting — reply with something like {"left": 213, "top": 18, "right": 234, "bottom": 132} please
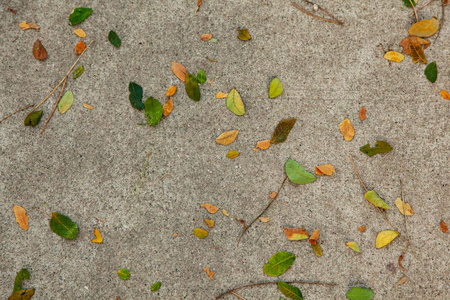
{"left": 408, "top": 0, "right": 419, "bottom": 22}
{"left": 0, "top": 104, "right": 33, "bottom": 124}
{"left": 301, "top": 0, "right": 343, "bottom": 23}
{"left": 400, "top": 180, "right": 417, "bottom": 259}
{"left": 237, "top": 176, "right": 288, "bottom": 246}
{"left": 216, "top": 280, "right": 337, "bottom": 299}
{"left": 230, "top": 291, "right": 246, "bottom": 300}
{"left": 292, "top": 2, "right": 343, "bottom": 25}
{"left": 349, "top": 155, "right": 368, "bottom": 192}
{"left": 40, "top": 77, "right": 67, "bottom": 134}
{"left": 434, "top": 0, "right": 446, "bottom": 43}
{"left": 32, "top": 207, "right": 51, "bottom": 217}
{"left": 410, "top": 0, "right": 435, "bottom": 17}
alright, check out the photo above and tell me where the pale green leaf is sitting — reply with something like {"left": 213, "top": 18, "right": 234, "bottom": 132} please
{"left": 58, "top": 91, "right": 74, "bottom": 114}
{"left": 346, "top": 287, "right": 374, "bottom": 300}
{"left": 197, "top": 69, "right": 206, "bottom": 84}
{"left": 144, "top": 97, "right": 163, "bottom": 126}
{"left": 285, "top": 159, "right": 316, "bottom": 185}
{"left": 151, "top": 281, "right": 161, "bottom": 292}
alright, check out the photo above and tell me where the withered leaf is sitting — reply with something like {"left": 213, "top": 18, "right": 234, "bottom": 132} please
{"left": 408, "top": 17, "right": 439, "bottom": 37}
{"left": 395, "top": 198, "right": 414, "bottom": 216}
{"left": 440, "top": 90, "right": 450, "bottom": 100}
{"left": 254, "top": 140, "right": 271, "bottom": 151}
{"left": 215, "top": 92, "right": 228, "bottom": 99}
{"left": 203, "top": 267, "right": 215, "bottom": 280}
{"left": 201, "top": 203, "right": 219, "bottom": 214}
{"left": 315, "top": 163, "right": 335, "bottom": 175}
{"left": 345, "top": 241, "right": 361, "bottom": 253}
{"left": 165, "top": 86, "right": 177, "bottom": 97}
{"left": 410, "top": 43, "right": 427, "bottom": 64}
{"left": 82, "top": 103, "right": 94, "bottom": 109}
{"left": 269, "top": 191, "right": 277, "bottom": 199}
{"left": 283, "top": 227, "right": 309, "bottom": 240}
{"left": 163, "top": 97, "right": 173, "bottom": 117}
{"left": 309, "top": 229, "right": 319, "bottom": 245}
{"left": 271, "top": 118, "right": 296, "bottom": 144}
{"left": 376, "top": 230, "right": 399, "bottom": 248}
{"left": 398, "top": 252, "right": 407, "bottom": 272}
{"left": 216, "top": 129, "right": 239, "bottom": 145}
{"left": 204, "top": 219, "right": 215, "bottom": 228}
{"left": 222, "top": 209, "right": 229, "bottom": 217}
{"left": 171, "top": 62, "right": 187, "bottom": 82}
{"left": 75, "top": 41, "right": 86, "bottom": 55}
{"left": 358, "top": 226, "right": 366, "bottom": 233}
{"left": 440, "top": 221, "right": 448, "bottom": 233}
{"left": 33, "top": 39, "right": 47, "bottom": 60}
{"left": 399, "top": 36, "right": 430, "bottom": 55}
{"left": 91, "top": 228, "right": 102, "bottom": 243}
{"left": 311, "top": 243, "right": 323, "bottom": 257}
{"left": 73, "top": 28, "right": 86, "bottom": 37}
{"left": 19, "top": 21, "right": 40, "bottom": 30}
{"left": 13, "top": 206, "right": 28, "bottom": 230}
{"left": 396, "top": 276, "right": 408, "bottom": 286}
{"left": 339, "top": 118, "right": 355, "bottom": 141}
{"left": 201, "top": 34, "right": 213, "bottom": 41}
{"left": 359, "top": 107, "right": 366, "bottom": 121}
{"left": 259, "top": 217, "right": 270, "bottom": 223}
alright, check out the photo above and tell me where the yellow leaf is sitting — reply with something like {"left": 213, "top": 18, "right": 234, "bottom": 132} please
{"left": 345, "top": 241, "right": 361, "bottom": 252}
{"left": 375, "top": 230, "right": 399, "bottom": 248}
{"left": 309, "top": 228, "right": 319, "bottom": 245}
{"left": 171, "top": 62, "right": 187, "bottom": 82}
{"left": 315, "top": 163, "right": 335, "bottom": 175}
{"left": 201, "top": 203, "right": 219, "bottom": 214}
{"left": 395, "top": 198, "right": 414, "bottom": 216}
{"left": 238, "top": 29, "right": 251, "bottom": 41}
{"left": 216, "top": 92, "right": 228, "bottom": 98}
{"left": 82, "top": 103, "right": 94, "bottom": 109}
{"left": 163, "top": 97, "right": 173, "bottom": 117}
{"left": 339, "top": 118, "right": 355, "bottom": 141}
{"left": 409, "top": 42, "right": 427, "bottom": 64}
{"left": 283, "top": 227, "right": 309, "bottom": 240}
{"left": 203, "top": 267, "right": 215, "bottom": 280}
{"left": 254, "top": 140, "right": 271, "bottom": 151}
{"left": 193, "top": 228, "right": 208, "bottom": 239}
{"left": 216, "top": 129, "right": 239, "bottom": 145}
{"left": 74, "top": 28, "right": 87, "bottom": 37}
{"left": 165, "top": 85, "right": 177, "bottom": 97}
{"left": 91, "top": 228, "right": 103, "bottom": 243}
{"left": 13, "top": 205, "right": 28, "bottom": 230}
{"left": 408, "top": 17, "right": 439, "bottom": 37}
{"left": 222, "top": 209, "right": 229, "bottom": 217}
{"left": 204, "top": 219, "right": 215, "bottom": 228}
{"left": 19, "top": 21, "right": 40, "bottom": 30}
{"left": 441, "top": 90, "right": 450, "bottom": 100}
{"left": 384, "top": 51, "right": 405, "bottom": 62}
{"left": 312, "top": 243, "right": 323, "bottom": 257}
{"left": 226, "top": 150, "right": 240, "bottom": 159}
{"left": 259, "top": 217, "right": 270, "bottom": 223}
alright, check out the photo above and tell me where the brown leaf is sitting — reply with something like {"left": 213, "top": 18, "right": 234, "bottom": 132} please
{"left": 33, "top": 39, "right": 47, "bottom": 60}
{"left": 269, "top": 191, "right": 278, "bottom": 199}
{"left": 399, "top": 36, "right": 430, "bottom": 55}
{"left": 13, "top": 206, "right": 28, "bottom": 230}
{"left": 410, "top": 42, "right": 427, "bottom": 64}
{"left": 398, "top": 252, "right": 407, "bottom": 272}
{"left": 315, "top": 163, "right": 335, "bottom": 175}
{"left": 201, "top": 203, "right": 219, "bottom": 214}
{"left": 271, "top": 118, "right": 296, "bottom": 144}
{"left": 440, "top": 221, "right": 449, "bottom": 233}
{"left": 358, "top": 225, "right": 366, "bottom": 233}
{"left": 165, "top": 86, "right": 177, "bottom": 97}
{"left": 82, "top": 103, "right": 94, "bottom": 109}
{"left": 74, "top": 28, "right": 87, "bottom": 37}
{"left": 259, "top": 217, "right": 270, "bottom": 223}
{"left": 163, "top": 97, "right": 174, "bottom": 117}
{"left": 254, "top": 140, "right": 271, "bottom": 151}
{"left": 171, "top": 62, "right": 187, "bottom": 82}
{"left": 396, "top": 276, "right": 408, "bottom": 286}
{"left": 201, "top": 34, "right": 213, "bottom": 41}
{"left": 408, "top": 17, "right": 439, "bottom": 37}
{"left": 75, "top": 41, "right": 86, "bottom": 55}
{"left": 203, "top": 267, "right": 215, "bottom": 280}
{"left": 283, "top": 227, "right": 309, "bottom": 240}
{"left": 19, "top": 21, "right": 40, "bottom": 30}
{"left": 309, "top": 228, "right": 319, "bottom": 245}
{"left": 204, "top": 219, "right": 215, "bottom": 228}
{"left": 339, "top": 118, "right": 355, "bottom": 141}
{"left": 216, "top": 130, "right": 239, "bottom": 145}
{"left": 359, "top": 107, "right": 366, "bottom": 121}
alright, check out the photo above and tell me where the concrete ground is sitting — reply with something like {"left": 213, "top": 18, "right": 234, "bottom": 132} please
{"left": 1, "top": 0, "right": 449, "bottom": 299}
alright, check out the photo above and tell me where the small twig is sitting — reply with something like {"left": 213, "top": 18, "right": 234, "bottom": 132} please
{"left": 410, "top": 0, "right": 435, "bottom": 17}
{"left": 349, "top": 155, "right": 368, "bottom": 192}
{"left": 0, "top": 104, "right": 33, "bottom": 124}
{"left": 216, "top": 280, "right": 337, "bottom": 299}
{"left": 156, "top": 173, "right": 170, "bottom": 182}
{"left": 40, "top": 77, "right": 67, "bottom": 134}
{"left": 408, "top": 0, "right": 419, "bottom": 22}
{"left": 292, "top": 1, "right": 344, "bottom": 25}
{"left": 434, "top": 0, "right": 446, "bottom": 44}
{"left": 230, "top": 291, "right": 246, "bottom": 300}
{"left": 400, "top": 180, "right": 417, "bottom": 259}
{"left": 206, "top": 57, "right": 218, "bottom": 62}
{"left": 237, "top": 176, "right": 288, "bottom": 246}
{"left": 32, "top": 207, "right": 51, "bottom": 217}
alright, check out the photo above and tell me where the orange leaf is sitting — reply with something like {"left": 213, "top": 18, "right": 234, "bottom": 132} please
{"left": 315, "top": 163, "right": 335, "bottom": 175}
{"left": 440, "top": 221, "right": 448, "bottom": 233}
{"left": 215, "top": 92, "right": 228, "bottom": 99}
{"left": 201, "top": 203, "right": 219, "bottom": 214}
{"left": 75, "top": 41, "right": 86, "bottom": 55}
{"left": 222, "top": 209, "right": 229, "bottom": 217}
{"left": 13, "top": 205, "right": 28, "bottom": 230}
{"left": 399, "top": 36, "right": 430, "bottom": 55}
{"left": 203, "top": 267, "right": 215, "bottom": 280}
{"left": 215, "top": 130, "right": 239, "bottom": 145}
{"left": 19, "top": 21, "right": 40, "bottom": 30}
{"left": 171, "top": 62, "right": 187, "bottom": 82}
{"left": 269, "top": 191, "right": 278, "bottom": 199}
{"left": 398, "top": 253, "right": 407, "bottom": 272}
{"left": 359, "top": 107, "right": 366, "bottom": 121}
{"left": 163, "top": 97, "right": 174, "bottom": 117}
{"left": 83, "top": 103, "right": 94, "bottom": 109}
{"left": 74, "top": 28, "right": 87, "bottom": 37}
{"left": 204, "top": 219, "right": 215, "bottom": 228}
{"left": 441, "top": 90, "right": 450, "bottom": 100}
{"left": 91, "top": 228, "right": 103, "bottom": 243}
{"left": 259, "top": 217, "right": 270, "bottom": 223}
{"left": 201, "top": 34, "right": 213, "bottom": 41}
{"left": 339, "top": 118, "right": 355, "bottom": 141}
{"left": 408, "top": 17, "right": 439, "bottom": 37}
{"left": 409, "top": 42, "right": 427, "bottom": 64}
{"left": 165, "top": 85, "right": 177, "bottom": 97}
{"left": 309, "top": 228, "right": 319, "bottom": 245}
{"left": 33, "top": 39, "right": 47, "bottom": 60}
{"left": 283, "top": 227, "right": 309, "bottom": 240}
{"left": 358, "top": 225, "right": 366, "bottom": 233}
{"left": 254, "top": 140, "right": 271, "bottom": 151}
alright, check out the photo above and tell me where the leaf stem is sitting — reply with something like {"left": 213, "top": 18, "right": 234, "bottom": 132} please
{"left": 434, "top": 0, "right": 446, "bottom": 44}
{"left": 0, "top": 104, "right": 34, "bottom": 124}
{"left": 400, "top": 179, "right": 417, "bottom": 259}
{"left": 410, "top": 0, "right": 435, "bottom": 17}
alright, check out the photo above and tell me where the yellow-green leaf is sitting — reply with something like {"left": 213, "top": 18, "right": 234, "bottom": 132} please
{"left": 72, "top": 65, "right": 84, "bottom": 79}
{"left": 226, "top": 150, "right": 240, "bottom": 159}
{"left": 283, "top": 227, "right": 309, "bottom": 241}
{"left": 375, "top": 230, "right": 399, "bottom": 249}
{"left": 360, "top": 141, "right": 393, "bottom": 156}
{"left": 49, "top": 212, "right": 78, "bottom": 239}
{"left": 269, "top": 77, "right": 283, "bottom": 98}
{"left": 24, "top": 111, "right": 42, "bottom": 127}
{"left": 271, "top": 118, "right": 296, "bottom": 144}
{"left": 193, "top": 228, "right": 208, "bottom": 239}
{"left": 278, "top": 281, "right": 303, "bottom": 300}
{"left": 263, "top": 251, "right": 295, "bottom": 277}
{"left": 226, "top": 88, "right": 245, "bottom": 115}
{"left": 311, "top": 243, "right": 322, "bottom": 257}
{"left": 13, "top": 269, "right": 30, "bottom": 292}
{"left": 58, "top": 91, "right": 74, "bottom": 114}
{"left": 345, "top": 241, "right": 361, "bottom": 253}
{"left": 364, "top": 190, "right": 391, "bottom": 209}
{"left": 117, "top": 268, "right": 130, "bottom": 280}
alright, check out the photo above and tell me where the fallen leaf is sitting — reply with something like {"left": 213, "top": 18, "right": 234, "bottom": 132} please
{"left": 376, "top": 230, "right": 399, "bottom": 248}
{"left": 311, "top": 243, "right": 322, "bottom": 257}
{"left": 58, "top": 91, "right": 74, "bottom": 114}
{"left": 309, "top": 229, "right": 319, "bottom": 245}
{"left": 410, "top": 42, "right": 427, "bottom": 64}
{"left": 364, "top": 190, "right": 391, "bottom": 209}
{"left": 238, "top": 29, "right": 251, "bottom": 41}
{"left": 9, "top": 289, "right": 35, "bottom": 300}
{"left": 345, "top": 241, "right": 361, "bottom": 253}
{"left": 254, "top": 140, "right": 271, "bottom": 151}
{"left": 208, "top": 78, "right": 215, "bottom": 84}
{"left": 386, "top": 263, "right": 396, "bottom": 275}
{"left": 440, "top": 221, "right": 448, "bottom": 233}
{"left": 384, "top": 51, "right": 405, "bottom": 62}
{"left": 151, "top": 281, "right": 161, "bottom": 292}
{"left": 74, "top": 28, "right": 86, "bottom": 37}
{"left": 203, "top": 267, "right": 215, "bottom": 280}
{"left": 173, "top": 233, "right": 178, "bottom": 236}
{"left": 171, "top": 62, "right": 187, "bottom": 82}
{"left": 32, "top": 39, "right": 47, "bottom": 60}
{"left": 395, "top": 198, "right": 414, "bottom": 216}
{"left": 13, "top": 206, "right": 28, "bottom": 230}
{"left": 50, "top": 212, "right": 78, "bottom": 239}
{"left": 359, "top": 107, "right": 366, "bottom": 120}
{"left": 396, "top": 276, "right": 408, "bottom": 286}
{"left": 271, "top": 118, "right": 296, "bottom": 144}
{"left": 285, "top": 159, "right": 317, "bottom": 185}
{"left": 19, "top": 21, "right": 40, "bottom": 30}
{"left": 263, "top": 251, "right": 295, "bottom": 276}
{"left": 398, "top": 252, "right": 407, "bottom": 272}
{"left": 346, "top": 287, "right": 374, "bottom": 300}
{"left": 283, "top": 227, "right": 309, "bottom": 240}
{"left": 269, "top": 191, "right": 278, "bottom": 199}
{"left": 9, "top": 268, "right": 35, "bottom": 300}
{"left": 441, "top": 90, "right": 450, "bottom": 100}
{"left": 222, "top": 209, "right": 229, "bottom": 216}
{"left": 75, "top": 41, "right": 86, "bottom": 55}
{"left": 216, "top": 129, "right": 239, "bottom": 145}
{"left": 201, "top": 34, "right": 212, "bottom": 41}
{"left": 185, "top": 73, "right": 201, "bottom": 101}
{"left": 408, "top": 17, "right": 439, "bottom": 37}
{"left": 163, "top": 97, "right": 174, "bottom": 117}
{"left": 165, "top": 86, "right": 177, "bottom": 97}
{"left": 278, "top": 281, "right": 303, "bottom": 300}
{"left": 360, "top": 141, "right": 393, "bottom": 156}
{"left": 108, "top": 30, "right": 121, "bottom": 48}
{"left": 216, "top": 92, "right": 228, "bottom": 98}
{"left": 424, "top": 62, "right": 437, "bottom": 83}
{"left": 117, "top": 269, "right": 130, "bottom": 280}
{"left": 91, "top": 228, "right": 102, "bottom": 243}
{"left": 24, "top": 111, "right": 42, "bottom": 127}
{"left": 69, "top": 7, "right": 93, "bottom": 25}
{"left": 358, "top": 225, "right": 366, "bottom": 233}
{"left": 339, "top": 118, "right": 355, "bottom": 141}
{"left": 315, "top": 163, "right": 335, "bottom": 175}
{"left": 73, "top": 65, "right": 84, "bottom": 78}
{"left": 193, "top": 228, "right": 208, "bottom": 239}
{"left": 226, "top": 88, "right": 245, "bottom": 116}
{"left": 226, "top": 150, "right": 240, "bottom": 159}
{"left": 129, "top": 81, "right": 144, "bottom": 110}
{"left": 144, "top": 97, "right": 163, "bottom": 126}
{"left": 269, "top": 77, "right": 283, "bottom": 98}
{"left": 238, "top": 218, "right": 246, "bottom": 228}
{"left": 83, "top": 103, "right": 94, "bottom": 109}
{"left": 12, "top": 269, "right": 30, "bottom": 292}
{"left": 402, "top": 0, "right": 417, "bottom": 7}
{"left": 201, "top": 203, "right": 219, "bottom": 214}
{"left": 259, "top": 217, "right": 270, "bottom": 223}
{"left": 197, "top": 69, "right": 207, "bottom": 85}
{"left": 204, "top": 219, "right": 215, "bottom": 228}
{"left": 399, "top": 36, "right": 430, "bottom": 55}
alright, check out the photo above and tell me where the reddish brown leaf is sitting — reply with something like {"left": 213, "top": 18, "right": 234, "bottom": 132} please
{"left": 8, "top": 7, "right": 17, "bottom": 14}
{"left": 396, "top": 276, "right": 408, "bottom": 286}
{"left": 358, "top": 225, "right": 366, "bottom": 233}
{"left": 309, "top": 228, "right": 319, "bottom": 245}
{"left": 398, "top": 252, "right": 407, "bottom": 272}
{"left": 359, "top": 107, "right": 366, "bottom": 121}
{"left": 271, "top": 118, "right": 296, "bottom": 144}
{"left": 283, "top": 227, "right": 309, "bottom": 240}
{"left": 201, "top": 34, "right": 213, "bottom": 41}
{"left": 33, "top": 39, "right": 47, "bottom": 60}
{"left": 440, "top": 221, "right": 449, "bottom": 233}
{"left": 399, "top": 36, "right": 430, "bottom": 55}
{"left": 269, "top": 191, "right": 277, "bottom": 199}
{"left": 75, "top": 41, "right": 86, "bottom": 55}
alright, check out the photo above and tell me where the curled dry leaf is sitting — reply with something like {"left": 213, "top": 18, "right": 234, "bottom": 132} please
{"left": 384, "top": 51, "right": 405, "bottom": 62}
{"left": 201, "top": 34, "right": 213, "bottom": 41}
{"left": 165, "top": 85, "right": 177, "bottom": 97}
{"left": 19, "top": 21, "right": 40, "bottom": 30}
{"left": 193, "top": 228, "right": 208, "bottom": 239}
{"left": 216, "top": 92, "right": 228, "bottom": 98}
{"left": 359, "top": 107, "right": 366, "bottom": 121}
{"left": 398, "top": 252, "right": 407, "bottom": 272}
{"left": 440, "top": 90, "right": 450, "bottom": 100}
{"left": 203, "top": 267, "right": 215, "bottom": 280}
{"left": 399, "top": 36, "right": 430, "bottom": 55}
{"left": 201, "top": 203, "right": 219, "bottom": 214}
{"left": 222, "top": 209, "right": 229, "bottom": 217}
{"left": 283, "top": 227, "right": 309, "bottom": 240}
{"left": 440, "top": 221, "right": 448, "bottom": 233}
{"left": 75, "top": 41, "right": 86, "bottom": 55}
{"left": 339, "top": 118, "right": 355, "bottom": 141}
{"left": 254, "top": 140, "right": 271, "bottom": 151}
{"left": 215, "top": 129, "right": 239, "bottom": 145}
{"left": 171, "top": 62, "right": 187, "bottom": 82}
{"left": 358, "top": 225, "right": 366, "bottom": 233}
{"left": 269, "top": 191, "right": 278, "bottom": 199}
{"left": 312, "top": 243, "right": 323, "bottom": 257}
{"left": 315, "top": 163, "right": 335, "bottom": 175}
{"left": 82, "top": 103, "right": 94, "bottom": 109}
{"left": 33, "top": 39, "right": 47, "bottom": 60}
{"left": 345, "top": 241, "right": 361, "bottom": 253}
{"left": 410, "top": 43, "right": 427, "bottom": 64}
{"left": 396, "top": 276, "right": 408, "bottom": 286}
{"left": 74, "top": 28, "right": 86, "bottom": 37}
{"left": 395, "top": 198, "right": 414, "bottom": 216}
{"left": 163, "top": 97, "right": 173, "bottom": 117}
{"left": 259, "top": 217, "right": 270, "bottom": 223}
{"left": 13, "top": 206, "right": 28, "bottom": 230}
{"left": 375, "top": 230, "right": 399, "bottom": 248}
{"left": 91, "top": 228, "right": 103, "bottom": 243}
{"left": 408, "top": 17, "right": 439, "bottom": 37}
{"left": 204, "top": 219, "right": 215, "bottom": 228}
{"left": 309, "top": 229, "right": 319, "bottom": 245}
{"left": 226, "top": 150, "right": 239, "bottom": 159}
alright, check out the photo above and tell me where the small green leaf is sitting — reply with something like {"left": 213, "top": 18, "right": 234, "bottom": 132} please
{"left": 424, "top": 62, "right": 437, "bottom": 83}
{"left": 364, "top": 190, "right": 391, "bottom": 209}
{"left": 185, "top": 73, "right": 201, "bottom": 101}
{"left": 108, "top": 30, "right": 121, "bottom": 48}
{"left": 151, "top": 281, "right": 161, "bottom": 292}
{"left": 129, "top": 81, "right": 144, "bottom": 110}
{"left": 49, "top": 212, "right": 78, "bottom": 239}
{"left": 346, "top": 287, "right": 374, "bottom": 300}
{"left": 269, "top": 77, "right": 283, "bottom": 98}
{"left": 263, "top": 251, "right": 295, "bottom": 277}
{"left": 58, "top": 91, "right": 74, "bottom": 114}
{"left": 360, "top": 141, "right": 392, "bottom": 156}
{"left": 197, "top": 69, "right": 206, "bottom": 84}
{"left": 278, "top": 282, "right": 303, "bottom": 300}
{"left": 285, "top": 159, "right": 316, "bottom": 185}
{"left": 226, "top": 88, "right": 245, "bottom": 116}
{"left": 69, "top": 8, "right": 93, "bottom": 25}
{"left": 402, "top": 0, "right": 417, "bottom": 7}
{"left": 8, "top": 289, "right": 35, "bottom": 300}
{"left": 24, "top": 111, "right": 42, "bottom": 127}
{"left": 13, "top": 269, "right": 29, "bottom": 292}
{"left": 72, "top": 65, "right": 84, "bottom": 79}
{"left": 271, "top": 118, "right": 296, "bottom": 144}
{"left": 117, "top": 269, "right": 130, "bottom": 280}
{"left": 144, "top": 97, "right": 163, "bottom": 126}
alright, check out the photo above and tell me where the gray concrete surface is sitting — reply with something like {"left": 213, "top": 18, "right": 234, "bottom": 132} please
{"left": 1, "top": 0, "right": 449, "bottom": 299}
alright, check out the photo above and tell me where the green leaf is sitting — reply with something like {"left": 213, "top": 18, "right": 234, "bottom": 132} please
{"left": 424, "top": 62, "right": 437, "bottom": 83}
{"left": 24, "top": 111, "right": 42, "bottom": 127}
{"left": 151, "top": 281, "right": 161, "bottom": 292}
{"left": 197, "top": 69, "right": 206, "bottom": 84}
{"left": 72, "top": 65, "right": 84, "bottom": 79}
{"left": 69, "top": 8, "right": 93, "bottom": 25}
{"left": 360, "top": 141, "right": 392, "bottom": 156}
{"left": 263, "top": 251, "right": 295, "bottom": 277}
{"left": 13, "top": 269, "right": 30, "bottom": 292}
{"left": 364, "top": 190, "right": 391, "bottom": 209}
{"left": 49, "top": 212, "right": 78, "bottom": 239}
{"left": 144, "top": 97, "right": 163, "bottom": 126}
{"left": 278, "top": 282, "right": 303, "bottom": 300}
{"left": 271, "top": 118, "right": 296, "bottom": 144}
{"left": 108, "top": 30, "right": 121, "bottom": 48}
{"left": 185, "top": 73, "right": 201, "bottom": 101}
{"left": 285, "top": 159, "right": 316, "bottom": 185}
{"left": 269, "top": 77, "right": 283, "bottom": 98}
{"left": 346, "top": 287, "right": 374, "bottom": 300}
{"left": 117, "top": 269, "right": 130, "bottom": 280}
{"left": 58, "top": 91, "right": 74, "bottom": 114}
{"left": 8, "top": 289, "right": 35, "bottom": 300}
{"left": 129, "top": 81, "right": 144, "bottom": 110}
{"left": 226, "top": 88, "right": 245, "bottom": 115}
{"left": 402, "top": 0, "right": 416, "bottom": 7}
